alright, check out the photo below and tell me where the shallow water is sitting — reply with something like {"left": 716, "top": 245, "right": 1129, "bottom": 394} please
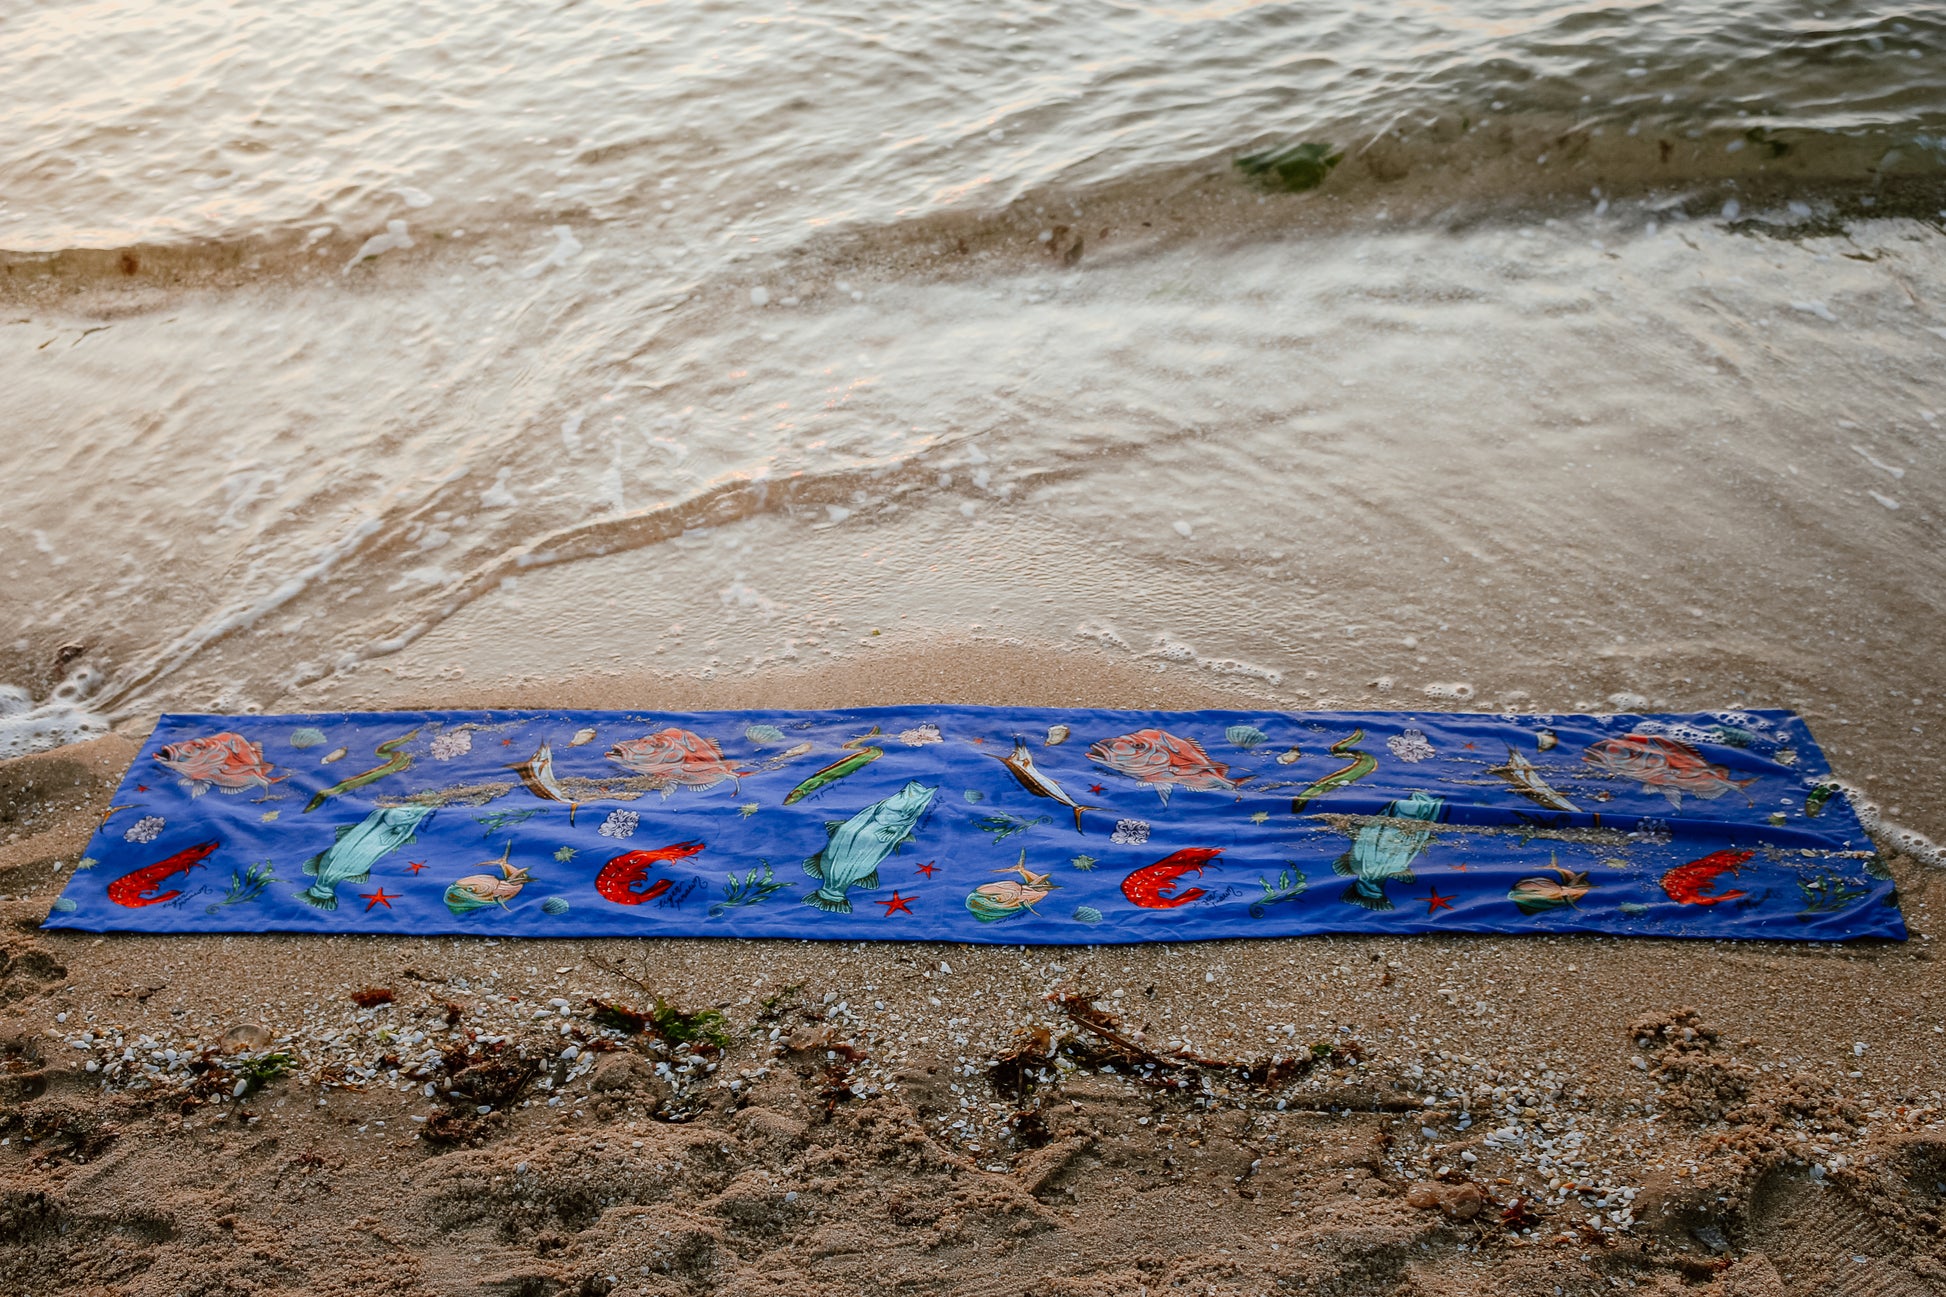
{"left": 2, "top": 0, "right": 1943, "bottom": 852}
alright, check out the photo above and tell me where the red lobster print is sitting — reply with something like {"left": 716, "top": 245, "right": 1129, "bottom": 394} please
{"left": 594, "top": 841, "right": 707, "bottom": 905}
{"left": 107, "top": 841, "right": 221, "bottom": 907}
{"left": 1660, "top": 849, "right": 1753, "bottom": 906}
{"left": 1120, "top": 847, "right": 1223, "bottom": 909}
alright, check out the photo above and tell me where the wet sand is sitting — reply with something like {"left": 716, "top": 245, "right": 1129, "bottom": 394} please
{"left": 5, "top": 648, "right": 1946, "bottom": 1296}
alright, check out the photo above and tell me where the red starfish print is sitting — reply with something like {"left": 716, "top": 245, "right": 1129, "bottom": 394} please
{"left": 501, "top": 737, "right": 515, "bottom": 746}
{"left": 1462, "top": 742, "right": 1476, "bottom": 750}
{"left": 362, "top": 888, "right": 400, "bottom": 912}
{"left": 135, "top": 784, "right": 149, "bottom": 792}
{"left": 1089, "top": 784, "right": 1105, "bottom": 796}
{"left": 1419, "top": 889, "right": 1455, "bottom": 915}
{"left": 405, "top": 861, "right": 427, "bottom": 875}
{"left": 876, "top": 891, "right": 914, "bottom": 916}
{"left": 914, "top": 862, "right": 938, "bottom": 878}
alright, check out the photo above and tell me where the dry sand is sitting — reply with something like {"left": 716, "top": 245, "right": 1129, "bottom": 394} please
{"left": 4, "top": 650, "right": 1946, "bottom": 1296}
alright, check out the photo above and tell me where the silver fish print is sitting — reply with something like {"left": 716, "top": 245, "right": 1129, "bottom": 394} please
{"left": 511, "top": 742, "right": 584, "bottom": 824}
{"left": 1487, "top": 748, "right": 1579, "bottom": 812}
{"left": 802, "top": 780, "right": 936, "bottom": 914}
{"left": 989, "top": 739, "right": 1101, "bottom": 833}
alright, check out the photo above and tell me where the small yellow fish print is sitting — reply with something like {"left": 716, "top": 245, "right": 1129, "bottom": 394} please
{"left": 321, "top": 747, "right": 349, "bottom": 764}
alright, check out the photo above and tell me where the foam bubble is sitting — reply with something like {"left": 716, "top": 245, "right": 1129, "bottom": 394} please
{"left": 520, "top": 225, "right": 582, "bottom": 279}
{"left": 343, "top": 219, "right": 413, "bottom": 274}
{"left": 0, "top": 669, "right": 111, "bottom": 761}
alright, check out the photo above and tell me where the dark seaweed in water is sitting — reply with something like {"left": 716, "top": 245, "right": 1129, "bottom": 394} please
{"left": 1234, "top": 142, "right": 1342, "bottom": 192}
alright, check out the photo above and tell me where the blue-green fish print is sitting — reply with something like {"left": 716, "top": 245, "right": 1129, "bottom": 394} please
{"left": 802, "top": 780, "right": 936, "bottom": 914}
{"left": 298, "top": 805, "right": 435, "bottom": 909}
{"left": 1332, "top": 791, "right": 1445, "bottom": 911}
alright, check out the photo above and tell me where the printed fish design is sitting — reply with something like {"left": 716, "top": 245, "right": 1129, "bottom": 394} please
{"left": 989, "top": 739, "right": 1102, "bottom": 833}
{"left": 1507, "top": 859, "right": 1592, "bottom": 914}
{"left": 1290, "top": 730, "right": 1377, "bottom": 813}
{"left": 1660, "top": 849, "right": 1752, "bottom": 906}
{"left": 444, "top": 843, "right": 534, "bottom": 915}
{"left": 783, "top": 728, "right": 882, "bottom": 806}
{"left": 153, "top": 733, "right": 284, "bottom": 798}
{"left": 1332, "top": 791, "right": 1444, "bottom": 911}
{"left": 297, "top": 805, "right": 435, "bottom": 909}
{"left": 106, "top": 840, "right": 220, "bottom": 907}
{"left": 759, "top": 740, "right": 816, "bottom": 772}
{"left": 1487, "top": 748, "right": 1580, "bottom": 812}
{"left": 1086, "top": 729, "right": 1248, "bottom": 805}
{"left": 1121, "top": 847, "right": 1223, "bottom": 909}
{"left": 802, "top": 780, "right": 936, "bottom": 913}
{"left": 595, "top": 840, "right": 707, "bottom": 905}
{"left": 303, "top": 729, "right": 418, "bottom": 813}
{"left": 1582, "top": 734, "right": 1757, "bottom": 808}
{"left": 967, "top": 854, "right": 1058, "bottom": 922}
{"left": 607, "top": 727, "right": 751, "bottom": 794}
{"left": 510, "top": 742, "right": 588, "bottom": 824}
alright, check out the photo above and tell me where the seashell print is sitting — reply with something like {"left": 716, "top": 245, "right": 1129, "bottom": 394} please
{"left": 1225, "top": 725, "right": 1268, "bottom": 751}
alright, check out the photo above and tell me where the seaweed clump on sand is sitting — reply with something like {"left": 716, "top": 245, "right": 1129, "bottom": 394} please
{"left": 983, "top": 989, "right": 1363, "bottom": 1105}
{"left": 1234, "top": 141, "right": 1343, "bottom": 192}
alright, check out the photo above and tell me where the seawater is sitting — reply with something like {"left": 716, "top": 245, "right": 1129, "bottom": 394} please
{"left": 1, "top": 0, "right": 1943, "bottom": 847}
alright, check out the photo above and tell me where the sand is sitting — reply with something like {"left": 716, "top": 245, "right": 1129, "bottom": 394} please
{"left": 4, "top": 650, "right": 1946, "bottom": 1297}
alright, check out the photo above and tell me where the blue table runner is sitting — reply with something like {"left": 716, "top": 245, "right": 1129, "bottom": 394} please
{"left": 45, "top": 706, "right": 1899, "bottom": 943}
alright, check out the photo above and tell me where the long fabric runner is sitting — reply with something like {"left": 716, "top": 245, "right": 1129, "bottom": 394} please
{"left": 45, "top": 706, "right": 1899, "bottom": 942}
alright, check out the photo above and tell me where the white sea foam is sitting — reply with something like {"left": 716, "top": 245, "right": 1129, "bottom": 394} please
{"left": 520, "top": 225, "right": 582, "bottom": 278}
{"left": 0, "top": 669, "right": 112, "bottom": 761}
{"left": 343, "top": 220, "right": 413, "bottom": 273}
